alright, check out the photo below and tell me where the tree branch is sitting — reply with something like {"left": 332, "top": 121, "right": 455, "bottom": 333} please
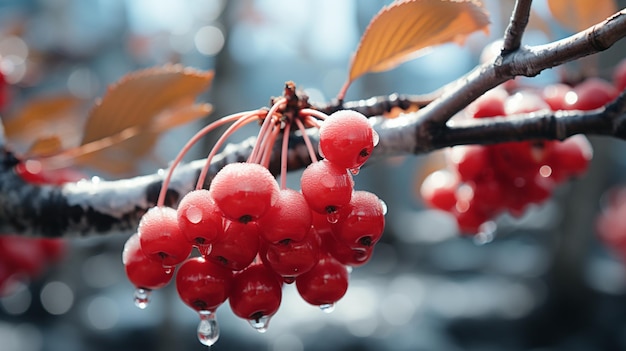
{"left": 501, "top": 0, "right": 533, "bottom": 54}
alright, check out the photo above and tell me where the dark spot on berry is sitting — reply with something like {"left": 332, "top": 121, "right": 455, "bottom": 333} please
{"left": 157, "top": 252, "right": 169, "bottom": 260}
{"left": 325, "top": 206, "right": 337, "bottom": 214}
{"left": 216, "top": 256, "right": 228, "bottom": 265}
{"left": 283, "top": 276, "right": 296, "bottom": 284}
{"left": 195, "top": 237, "right": 206, "bottom": 245}
{"left": 239, "top": 214, "right": 253, "bottom": 224}
{"left": 193, "top": 300, "right": 208, "bottom": 310}
{"left": 278, "top": 238, "right": 292, "bottom": 246}
{"left": 358, "top": 236, "right": 373, "bottom": 247}
{"left": 359, "top": 148, "right": 370, "bottom": 158}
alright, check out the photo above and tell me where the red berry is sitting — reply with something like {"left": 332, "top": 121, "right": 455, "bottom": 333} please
{"left": 318, "top": 228, "right": 373, "bottom": 267}
{"left": 614, "top": 58, "right": 626, "bottom": 92}
{"left": 318, "top": 110, "right": 376, "bottom": 170}
{"left": 547, "top": 134, "right": 592, "bottom": 180}
{"left": 300, "top": 159, "right": 354, "bottom": 215}
{"left": 542, "top": 83, "right": 575, "bottom": 111}
{"left": 447, "top": 145, "right": 489, "bottom": 182}
{"left": 467, "top": 88, "right": 507, "bottom": 118}
{"left": 176, "top": 257, "right": 233, "bottom": 312}
{"left": 15, "top": 161, "right": 86, "bottom": 186}
{"left": 177, "top": 189, "right": 223, "bottom": 247}
{"left": 260, "top": 230, "right": 320, "bottom": 281}
{"left": 210, "top": 162, "right": 280, "bottom": 223}
{"left": 296, "top": 255, "right": 349, "bottom": 307}
{"left": 138, "top": 206, "right": 192, "bottom": 267}
{"left": 0, "top": 235, "right": 46, "bottom": 277}
{"left": 123, "top": 233, "right": 174, "bottom": 290}
{"left": 420, "top": 170, "right": 459, "bottom": 211}
{"left": 229, "top": 263, "right": 282, "bottom": 323}
{"left": 207, "top": 219, "right": 260, "bottom": 271}
{"left": 258, "top": 189, "right": 312, "bottom": 244}
{"left": 333, "top": 191, "right": 385, "bottom": 249}
{"left": 569, "top": 78, "right": 618, "bottom": 111}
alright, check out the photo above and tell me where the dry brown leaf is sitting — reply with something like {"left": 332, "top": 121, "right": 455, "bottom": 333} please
{"left": 64, "top": 64, "right": 214, "bottom": 175}
{"left": 3, "top": 95, "right": 82, "bottom": 144}
{"left": 349, "top": 0, "right": 490, "bottom": 83}
{"left": 81, "top": 64, "right": 214, "bottom": 144}
{"left": 547, "top": 0, "right": 617, "bottom": 32}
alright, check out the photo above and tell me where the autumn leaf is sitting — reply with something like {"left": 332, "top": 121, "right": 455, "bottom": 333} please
{"left": 34, "top": 65, "right": 214, "bottom": 176}
{"left": 81, "top": 64, "right": 213, "bottom": 144}
{"left": 348, "top": 0, "right": 490, "bottom": 85}
{"left": 547, "top": 0, "right": 617, "bottom": 33}
{"left": 2, "top": 95, "right": 83, "bottom": 151}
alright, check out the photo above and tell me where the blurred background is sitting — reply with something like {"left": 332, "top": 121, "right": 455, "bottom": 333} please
{"left": 1, "top": 0, "right": 626, "bottom": 350}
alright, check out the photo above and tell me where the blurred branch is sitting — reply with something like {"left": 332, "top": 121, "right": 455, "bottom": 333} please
{"left": 1, "top": 8, "right": 626, "bottom": 238}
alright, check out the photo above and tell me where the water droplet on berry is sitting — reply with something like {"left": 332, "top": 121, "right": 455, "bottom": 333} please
{"left": 379, "top": 199, "right": 388, "bottom": 216}
{"left": 346, "top": 266, "right": 354, "bottom": 274}
{"left": 248, "top": 315, "right": 271, "bottom": 333}
{"left": 372, "top": 130, "right": 379, "bottom": 147}
{"left": 185, "top": 205, "right": 203, "bottom": 224}
{"left": 133, "top": 288, "right": 151, "bottom": 309}
{"left": 319, "top": 303, "right": 335, "bottom": 313}
{"left": 164, "top": 267, "right": 173, "bottom": 274}
{"left": 327, "top": 211, "right": 340, "bottom": 224}
{"left": 197, "top": 310, "right": 220, "bottom": 347}
{"left": 349, "top": 167, "right": 360, "bottom": 175}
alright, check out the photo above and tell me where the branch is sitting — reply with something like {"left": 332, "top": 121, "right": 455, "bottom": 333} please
{"left": 501, "top": 0, "right": 533, "bottom": 54}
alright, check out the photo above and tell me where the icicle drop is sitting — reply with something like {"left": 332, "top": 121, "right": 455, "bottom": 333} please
{"left": 327, "top": 211, "right": 340, "bottom": 224}
{"left": 319, "top": 303, "right": 335, "bottom": 313}
{"left": 197, "top": 310, "right": 220, "bottom": 347}
{"left": 372, "top": 130, "right": 379, "bottom": 147}
{"left": 248, "top": 315, "right": 271, "bottom": 333}
{"left": 133, "top": 288, "right": 151, "bottom": 309}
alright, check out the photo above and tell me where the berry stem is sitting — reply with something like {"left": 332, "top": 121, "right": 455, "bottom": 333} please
{"left": 157, "top": 111, "right": 257, "bottom": 207}
{"left": 294, "top": 118, "right": 318, "bottom": 163}
{"left": 248, "top": 98, "right": 286, "bottom": 164}
{"left": 259, "top": 123, "right": 282, "bottom": 169}
{"left": 196, "top": 112, "right": 262, "bottom": 189}
{"left": 279, "top": 121, "right": 291, "bottom": 190}
{"left": 300, "top": 108, "right": 327, "bottom": 122}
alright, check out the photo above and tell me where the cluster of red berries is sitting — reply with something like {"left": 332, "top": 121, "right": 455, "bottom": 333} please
{"left": 122, "top": 99, "right": 385, "bottom": 346}
{"left": 420, "top": 70, "right": 624, "bottom": 234}
{"left": 0, "top": 236, "right": 65, "bottom": 296}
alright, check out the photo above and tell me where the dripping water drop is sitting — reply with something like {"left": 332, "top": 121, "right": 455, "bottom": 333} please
{"left": 319, "top": 303, "right": 335, "bottom": 313}
{"left": 248, "top": 315, "right": 271, "bottom": 333}
{"left": 197, "top": 310, "right": 220, "bottom": 347}
{"left": 133, "top": 288, "right": 151, "bottom": 309}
